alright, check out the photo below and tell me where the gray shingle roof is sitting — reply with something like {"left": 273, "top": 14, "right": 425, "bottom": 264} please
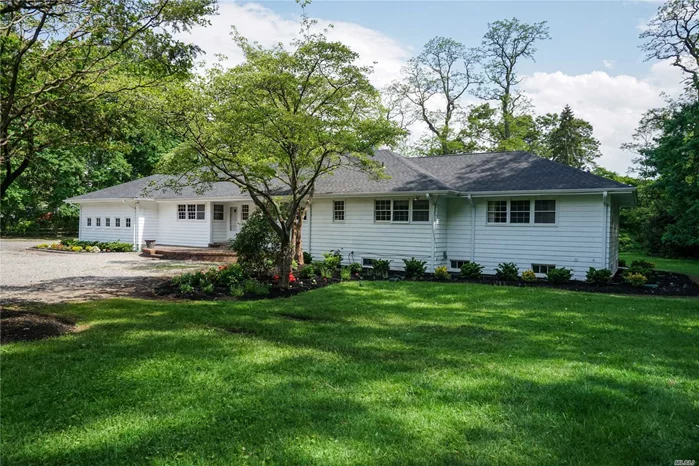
{"left": 66, "top": 150, "right": 631, "bottom": 202}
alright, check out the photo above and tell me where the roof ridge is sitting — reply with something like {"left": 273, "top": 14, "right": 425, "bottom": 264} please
{"left": 412, "top": 150, "right": 527, "bottom": 159}
{"left": 379, "top": 149, "right": 455, "bottom": 191}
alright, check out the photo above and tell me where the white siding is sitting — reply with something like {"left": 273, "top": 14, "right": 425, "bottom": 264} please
{"left": 607, "top": 198, "right": 621, "bottom": 273}
{"left": 433, "top": 196, "right": 448, "bottom": 268}
{"left": 445, "top": 198, "right": 473, "bottom": 270}
{"left": 138, "top": 201, "right": 159, "bottom": 247}
{"left": 157, "top": 202, "right": 212, "bottom": 247}
{"left": 469, "top": 195, "right": 606, "bottom": 280}
{"left": 79, "top": 202, "right": 136, "bottom": 245}
{"left": 304, "top": 197, "right": 435, "bottom": 271}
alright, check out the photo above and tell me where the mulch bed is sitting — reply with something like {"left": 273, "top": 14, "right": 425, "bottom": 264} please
{"left": 154, "top": 277, "right": 341, "bottom": 301}
{"left": 0, "top": 308, "right": 77, "bottom": 344}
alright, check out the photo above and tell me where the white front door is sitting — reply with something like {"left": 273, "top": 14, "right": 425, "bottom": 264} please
{"left": 228, "top": 206, "right": 238, "bottom": 239}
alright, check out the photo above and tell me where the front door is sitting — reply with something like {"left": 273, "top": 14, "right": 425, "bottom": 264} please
{"left": 228, "top": 206, "right": 238, "bottom": 240}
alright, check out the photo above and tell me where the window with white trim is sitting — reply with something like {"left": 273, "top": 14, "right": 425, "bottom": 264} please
{"left": 532, "top": 264, "right": 556, "bottom": 274}
{"left": 125, "top": 218, "right": 131, "bottom": 228}
{"left": 374, "top": 200, "right": 391, "bottom": 222}
{"left": 535, "top": 200, "right": 556, "bottom": 224}
{"left": 450, "top": 260, "right": 468, "bottom": 269}
{"left": 362, "top": 258, "right": 375, "bottom": 267}
{"left": 115, "top": 218, "right": 121, "bottom": 228}
{"left": 412, "top": 199, "right": 430, "bottom": 222}
{"left": 487, "top": 200, "right": 507, "bottom": 223}
{"left": 392, "top": 200, "right": 409, "bottom": 222}
{"left": 213, "top": 204, "right": 224, "bottom": 220}
{"left": 87, "top": 217, "right": 92, "bottom": 227}
{"left": 105, "top": 217, "right": 110, "bottom": 227}
{"left": 510, "top": 200, "right": 531, "bottom": 224}
{"left": 178, "top": 204, "right": 205, "bottom": 221}
{"left": 333, "top": 200, "right": 345, "bottom": 222}
{"left": 96, "top": 217, "right": 101, "bottom": 227}
{"left": 241, "top": 204, "right": 250, "bottom": 221}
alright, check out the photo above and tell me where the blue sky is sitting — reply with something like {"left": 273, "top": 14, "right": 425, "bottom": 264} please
{"left": 183, "top": 1, "right": 682, "bottom": 173}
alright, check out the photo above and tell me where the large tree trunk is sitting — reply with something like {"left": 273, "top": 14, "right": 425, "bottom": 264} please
{"left": 292, "top": 213, "right": 304, "bottom": 265}
{"left": 278, "top": 236, "right": 294, "bottom": 288}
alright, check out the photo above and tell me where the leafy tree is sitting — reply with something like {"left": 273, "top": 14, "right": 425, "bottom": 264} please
{"left": 478, "top": 18, "right": 550, "bottom": 143}
{"left": 158, "top": 20, "right": 401, "bottom": 287}
{"left": 538, "top": 105, "right": 601, "bottom": 169}
{"left": 0, "top": 0, "right": 216, "bottom": 199}
{"left": 456, "top": 103, "right": 544, "bottom": 154}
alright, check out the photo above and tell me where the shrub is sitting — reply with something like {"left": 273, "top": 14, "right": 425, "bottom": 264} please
{"left": 323, "top": 251, "right": 342, "bottom": 269}
{"left": 86, "top": 246, "right": 100, "bottom": 253}
{"left": 403, "top": 257, "right": 427, "bottom": 280}
{"left": 495, "top": 262, "right": 519, "bottom": 281}
{"left": 460, "top": 262, "right": 484, "bottom": 279}
{"left": 349, "top": 262, "right": 363, "bottom": 274}
{"left": 70, "top": 246, "right": 83, "bottom": 252}
{"left": 372, "top": 259, "right": 391, "bottom": 279}
{"left": 624, "top": 272, "right": 648, "bottom": 288}
{"left": 243, "top": 279, "right": 270, "bottom": 296}
{"left": 631, "top": 260, "right": 656, "bottom": 270}
{"left": 547, "top": 267, "right": 572, "bottom": 285}
{"left": 216, "top": 264, "right": 246, "bottom": 287}
{"left": 35, "top": 244, "right": 49, "bottom": 249}
{"left": 340, "top": 267, "right": 351, "bottom": 280}
{"left": 625, "top": 265, "right": 655, "bottom": 282}
{"left": 586, "top": 267, "right": 612, "bottom": 286}
{"left": 229, "top": 211, "right": 280, "bottom": 275}
{"left": 521, "top": 269, "right": 537, "bottom": 282}
{"left": 179, "top": 283, "right": 194, "bottom": 295}
{"left": 618, "top": 259, "right": 627, "bottom": 268}
{"left": 299, "top": 264, "right": 315, "bottom": 279}
{"left": 303, "top": 252, "right": 313, "bottom": 264}
{"left": 319, "top": 267, "right": 334, "bottom": 280}
{"left": 202, "top": 283, "right": 214, "bottom": 294}
{"left": 106, "top": 241, "right": 133, "bottom": 252}
{"left": 434, "top": 265, "right": 451, "bottom": 281}
{"left": 229, "top": 284, "right": 244, "bottom": 297}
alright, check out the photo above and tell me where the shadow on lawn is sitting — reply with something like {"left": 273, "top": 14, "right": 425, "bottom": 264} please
{"left": 2, "top": 282, "right": 698, "bottom": 465}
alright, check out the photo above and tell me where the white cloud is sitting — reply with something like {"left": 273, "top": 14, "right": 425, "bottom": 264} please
{"left": 178, "top": 2, "right": 410, "bottom": 87}
{"left": 602, "top": 59, "right": 615, "bottom": 69}
{"left": 521, "top": 61, "right": 684, "bottom": 173}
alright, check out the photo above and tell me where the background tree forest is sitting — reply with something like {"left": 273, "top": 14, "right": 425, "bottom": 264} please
{"left": 1, "top": 0, "right": 697, "bottom": 258}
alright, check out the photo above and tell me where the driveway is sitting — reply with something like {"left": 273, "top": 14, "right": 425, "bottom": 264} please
{"left": 1, "top": 239, "right": 217, "bottom": 304}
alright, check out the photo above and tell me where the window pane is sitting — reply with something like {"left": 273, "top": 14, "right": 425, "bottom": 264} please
{"left": 535, "top": 212, "right": 556, "bottom": 224}
{"left": 412, "top": 200, "right": 429, "bottom": 222}
{"left": 105, "top": 218, "right": 110, "bottom": 227}
{"left": 333, "top": 201, "right": 345, "bottom": 221}
{"left": 213, "top": 205, "right": 224, "bottom": 220}
{"left": 534, "top": 200, "right": 555, "bottom": 223}
{"left": 187, "top": 204, "right": 196, "bottom": 220}
{"left": 510, "top": 200, "right": 530, "bottom": 223}
{"left": 241, "top": 205, "right": 250, "bottom": 221}
{"left": 487, "top": 200, "right": 507, "bottom": 223}
{"left": 535, "top": 200, "right": 556, "bottom": 212}
{"left": 96, "top": 218, "right": 101, "bottom": 226}
{"left": 87, "top": 218, "right": 92, "bottom": 226}
{"left": 178, "top": 205, "right": 186, "bottom": 220}
{"left": 196, "top": 204, "right": 205, "bottom": 220}
{"left": 392, "top": 200, "right": 409, "bottom": 222}
{"left": 115, "top": 218, "right": 120, "bottom": 227}
{"left": 126, "top": 218, "right": 131, "bottom": 228}
{"left": 375, "top": 200, "right": 391, "bottom": 221}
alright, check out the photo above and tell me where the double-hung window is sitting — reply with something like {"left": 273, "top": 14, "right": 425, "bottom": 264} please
{"left": 96, "top": 217, "right": 101, "bottom": 227}
{"left": 115, "top": 218, "right": 121, "bottom": 228}
{"left": 487, "top": 199, "right": 556, "bottom": 225}
{"left": 241, "top": 205, "right": 250, "bottom": 221}
{"left": 535, "top": 200, "right": 556, "bottom": 224}
{"left": 178, "top": 204, "right": 205, "bottom": 221}
{"left": 374, "top": 200, "right": 391, "bottom": 222}
{"left": 487, "top": 201, "right": 508, "bottom": 223}
{"left": 392, "top": 200, "right": 409, "bottom": 222}
{"left": 105, "top": 217, "right": 111, "bottom": 227}
{"left": 333, "top": 200, "right": 345, "bottom": 222}
{"left": 87, "top": 217, "right": 92, "bottom": 227}
{"left": 125, "top": 218, "right": 131, "bottom": 228}
{"left": 412, "top": 200, "right": 430, "bottom": 222}
{"left": 510, "top": 200, "right": 531, "bottom": 224}
{"left": 213, "top": 205, "right": 224, "bottom": 221}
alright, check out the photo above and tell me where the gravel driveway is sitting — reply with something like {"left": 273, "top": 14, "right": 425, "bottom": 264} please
{"left": 1, "top": 239, "right": 216, "bottom": 304}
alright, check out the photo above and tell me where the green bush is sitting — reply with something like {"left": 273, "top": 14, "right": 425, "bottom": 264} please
{"left": 319, "top": 267, "right": 334, "bottom": 279}
{"left": 434, "top": 265, "right": 451, "bottom": 281}
{"left": 229, "top": 284, "right": 244, "bottom": 297}
{"left": 372, "top": 259, "right": 391, "bottom": 279}
{"left": 403, "top": 257, "right": 427, "bottom": 280}
{"left": 179, "top": 283, "right": 194, "bottom": 295}
{"left": 299, "top": 264, "right": 315, "bottom": 279}
{"left": 618, "top": 259, "right": 627, "bottom": 268}
{"left": 59, "top": 238, "right": 132, "bottom": 252}
{"left": 586, "top": 267, "right": 612, "bottom": 286}
{"left": 243, "top": 279, "right": 270, "bottom": 296}
{"left": 624, "top": 272, "right": 648, "bottom": 288}
{"left": 460, "top": 262, "right": 484, "bottom": 279}
{"left": 546, "top": 267, "right": 572, "bottom": 285}
{"left": 202, "top": 283, "right": 214, "bottom": 294}
{"left": 631, "top": 260, "right": 656, "bottom": 270}
{"left": 495, "top": 262, "right": 519, "bottom": 281}
{"left": 323, "top": 251, "right": 342, "bottom": 269}
{"left": 521, "top": 269, "right": 537, "bottom": 282}
{"left": 229, "top": 211, "right": 280, "bottom": 275}
{"left": 625, "top": 265, "right": 655, "bottom": 282}
{"left": 349, "top": 262, "right": 363, "bottom": 274}
{"left": 340, "top": 267, "right": 351, "bottom": 280}
{"left": 303, "top": 252, "right": 313, "bottom": 265}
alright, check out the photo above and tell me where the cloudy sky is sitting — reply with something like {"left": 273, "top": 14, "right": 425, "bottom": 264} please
{"left": 179, "top": 0, "right": 684, "bottom": 174}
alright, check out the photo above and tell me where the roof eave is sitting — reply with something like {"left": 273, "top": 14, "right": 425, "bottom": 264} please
{"left": 463, "top": 187, "right": 636, "bottom": 197}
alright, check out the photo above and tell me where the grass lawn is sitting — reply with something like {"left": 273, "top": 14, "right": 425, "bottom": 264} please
{"left": 2, "top": 282, "right": 698, "bottom": 466}
{"left": 620, "top": 252, "right": 699, "bottom": 277}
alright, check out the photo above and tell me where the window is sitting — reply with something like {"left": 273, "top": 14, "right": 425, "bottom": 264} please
{"left": 510, "top": 200, "right": 531, "bottom": 224}
{"left": 96, "top": 217, "right": 101, "bottom": 227}
{"left": 105, "top": 217, "right": 110, "bottom": 227}
{"left": 213, "top": 204, "right": 224, "bottom": 221}
{"left": 333, "top": 200, "right": 345, "bottom": 222}
{"left": 535, "top": 200, "right": 556, "bottom": 224}
{"left": 179, "top": 204, "right": 205, "bottom": 221}
{"left": 125, "top": 218, "right": 131, "bottom": 228}
{"left": 392, "top": 200, "right": 409, "bottom": 222}
{"left": 532, "top": 264, "right": 556, "bottom": 274}
{"left": 487, "top": 201, "right": 507, "bottom": 223}
{"left": 115, "top": 218, "right": 121, "bottom": 228}
{"left": 412, "top": 199, "right": 430, "bottom": 222}
{"left": 241, "top": 204, "right": 250, "bottom": 221}
{"left": 362, "top": 258, "right": 375, "bottom": 267}
{"left": 450, "top": 260, "right": 468, "bottom": 269}
{"left": 87, "top": 217, "right": 92, "bottom": 227}
{"left": 375, "top": 200, "right": 391, "bottom": 221}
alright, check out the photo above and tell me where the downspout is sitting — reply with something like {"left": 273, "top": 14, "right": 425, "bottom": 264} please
{"left": 467, "top": 195, "right": 476, "bottom": 262}
{"left": 428, "top": 193, "right": 437, "bottom": 272}
{"left": 602, "top": 191, "right": 609, "bottom": 269}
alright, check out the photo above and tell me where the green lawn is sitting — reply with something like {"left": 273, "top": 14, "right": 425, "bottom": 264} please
{"left": 620, "top": 252, "right": 699, "bottom": 277}
{"left": 2, "top": 282, "right": 698, "bottom": 466}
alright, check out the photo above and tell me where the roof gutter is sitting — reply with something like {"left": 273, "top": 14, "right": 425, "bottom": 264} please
{"left": 464, "top": 187, "right": 635, "bottom": 197}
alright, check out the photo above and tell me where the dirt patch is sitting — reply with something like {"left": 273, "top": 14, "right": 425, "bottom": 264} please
{"left": 0, "top": 308, "right": 76, "bottom": 344}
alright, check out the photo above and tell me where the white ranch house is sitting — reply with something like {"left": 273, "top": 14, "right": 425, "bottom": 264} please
{"left": 65, "top": 150, "right": 636, "bottom": 280}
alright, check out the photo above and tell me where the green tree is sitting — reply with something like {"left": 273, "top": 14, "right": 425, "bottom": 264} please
{"left": 539, "top": 105, "right": 601, "bottom": 169}
{"left": 158, "top": 20, "right": 401, "bottom": 286}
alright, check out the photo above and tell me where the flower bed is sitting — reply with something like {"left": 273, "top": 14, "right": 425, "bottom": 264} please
{"left": 33, "top": 239, "right": 133, "bottom": 253}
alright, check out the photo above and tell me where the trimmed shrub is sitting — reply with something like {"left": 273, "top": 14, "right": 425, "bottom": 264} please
{"left": 403, "top": 257, "right": 427, "bottom": 280}
{"left": 372, "top": 259, "right": 391, "bottom": 279}
{"left": 547, "top": 267, "right": 573, "bottom": 285}
{"left": 521, "top": 269, "right": 537, "bottom": 282}
{"left": 434, "top": 265, "right": 451, "bottom": 281}
{"left": 631, "top": 259, "right": 656, "bottom": 270}
{"left": 495, "top": 262, "right": 519, "bottom": 281}
{"left": 586, "top": 267, "right": 612, "bottom": 286}
{"left": 624, "top": 272, "right": 648, "bottom": 288}
{"left": 460, "top": 262, "right": 484, "bottom": 279}
{"left": 303, "top": 252, "right": 313, "bottom": 265}
{"left": 229, "top": 211, "right": 280, "bottom": 275}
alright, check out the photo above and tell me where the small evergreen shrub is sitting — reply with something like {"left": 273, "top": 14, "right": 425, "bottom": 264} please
{"left": 521, "top": 270, "right": 537, "bottom": 282}
{"left": 547, "top": 267, "right": 572, "bottom": 284}
{"left": 372, "top": 259, "right": 391, "bottom": 279}
{"left": 631, "top": 260, "right": 656, "bottom": 270}
{"left": 460, "top": 262, "right": 484, "bottom": 279}
{"left": 586, "top": 267, "right": 612, "bottom": 286}
{"left": 403, "top": 257, "right": 427, "bottom": 280}
{"left": 495, "top": 262, "right": 519, "bottom": 281}
{"left": 303, "top": 252, "right": 313, "bottom": 265}
{"left": 434, "top": 265, "right": 451, "bottom": 281}
{"left": 624, "top": 272, "right": 648, "bottom": 288}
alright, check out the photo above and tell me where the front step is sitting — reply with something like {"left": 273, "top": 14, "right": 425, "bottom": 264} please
{"left": 141, "top": 247, "right": 236, "bottom": 263}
